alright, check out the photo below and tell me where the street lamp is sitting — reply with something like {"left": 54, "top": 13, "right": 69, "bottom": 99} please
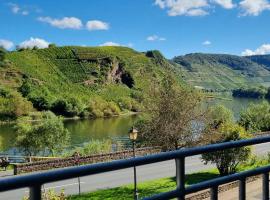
{"left": 129, "top": 127, "right": 139, "bottom": 200}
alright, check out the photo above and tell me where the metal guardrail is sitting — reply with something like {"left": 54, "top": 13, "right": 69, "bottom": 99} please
{"left": 1, "top": 136, "right": 270, "bottom": 200}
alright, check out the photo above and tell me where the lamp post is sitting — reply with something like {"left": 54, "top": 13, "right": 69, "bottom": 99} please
{"left": 129, "top": 127, "right": 139, "bottom": 200}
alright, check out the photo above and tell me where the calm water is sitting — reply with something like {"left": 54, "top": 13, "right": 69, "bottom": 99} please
{"left": 0, "top": 97, "right": 265, "bottom": 154}
{"left": 0, "top": 115, "right": 139, "bottom": 154}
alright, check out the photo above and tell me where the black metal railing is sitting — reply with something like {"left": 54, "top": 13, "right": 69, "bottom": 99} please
{"left": 1, "top": 136, "right": 270, "bottom": 200}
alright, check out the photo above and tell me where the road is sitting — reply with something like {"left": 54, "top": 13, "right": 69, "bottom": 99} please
{"left": 0, "top": 142, "right": 269, "bottom": 200}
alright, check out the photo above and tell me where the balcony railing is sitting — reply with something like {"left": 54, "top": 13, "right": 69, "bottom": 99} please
{"left": 1, "top": 136, "right": 270, "bottom": 200}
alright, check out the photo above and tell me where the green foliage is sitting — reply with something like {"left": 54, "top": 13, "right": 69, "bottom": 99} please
{"left": 0, "top": 47, "right": 6, "bottom": 62}
{"left": 0, "top": 91, "right": 33, "bottom": 120}
{"left": 1, "top": 46, "right": 175, "bottom": 120}
{"left": 24, "top": 189, "right": 66, "bottom": 200}
{"left": 15, "top": 111, "right": 70, "bottom": 156}
{"left": 239, "top": 101, "right": 270, "bottom": 132}
{"left": 232, "top": 87, "right": 267, "bottom": 98}
{"left": 207, "top": 105, "right": 234, "bottom": 129}
{"left": 51, "top": 98, "right": 84, "bottom": 117}
{"left": 139, "top": 75, "right": 203, "bottom": 150}
{"left": 66, "top": 139, "right": 112, "bottom": 157}
{"left": 48, "top": 43, "right": 57, "bottom": 48}
{"left": 201, "top": 123, "right": 251, "bottom": 175}
{"left": 87, "top": 99, "right": 121, "bottom": 118}
{"left": 173, "top": 53, "right": 270, "bottom": 90}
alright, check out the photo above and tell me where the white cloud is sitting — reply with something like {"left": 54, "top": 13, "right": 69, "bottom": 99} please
{"left": 86, "top": 20, "right": 109, "bottom": 31}
{"left": 18, "top": 37, "right": 49, "bottom": 49}
{"left": 239, "top": 0, "right": 270, "bottom": 16}
{"left": 202, "top": 40, "right": 211, "bottom": 45}
{"left": 8, "top": 3, "right": 29, "bottom": 15}
{"left": 154, "top": 0, "right": 209, "bottom": 16}
{"left": 0, "top": 39, "right": 14, "bottom": 50}
{"left": 147, "top": 35, "right": 166, "bottom": 41}
{"left": 99, "top": 42, "right": 120, "bottom": 46}
{"left": 38, "top": 17, "right": 83, "bottom": 29}
{"left": 99, "top": 42, "right": 134, "bottom": 47}
{"left": 241, "top": 44, "right": 270, "bottom": 56}
{"left": 212, "top": 0, "right": 235, "bottom": 9}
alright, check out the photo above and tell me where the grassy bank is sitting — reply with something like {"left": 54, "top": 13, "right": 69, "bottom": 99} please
{"left": 68, "top": 156, "right": 270, "bottom": 200}
{"left": 68, "top": 169, "right": 219, "bottom": 200}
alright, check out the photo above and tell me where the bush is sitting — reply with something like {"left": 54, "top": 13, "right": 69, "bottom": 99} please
{"left": 118, "top": 97, "right": 140, "bottom": 112}
{"left": 23, "top": 189, "right": 65, "bottom": 200}
{"left": 28, "top": 96, "right": 50, "bottom": 111}
{"left": 239, "top": 101, "right": 270, "bottom": 132}
{"left": 51, "top": 98, "right": 83, "bottom": 117}
{"left": 66, "top": 139, "right": 112, "bottom": 157}
{"left": 0, "top": 92, "right": 33, "bottom": 120}
{"left": 87, "top": 99, "right": 120, "bottom": 118}
{"left": 201, "top": 123, "right": 251, "bottom": 175}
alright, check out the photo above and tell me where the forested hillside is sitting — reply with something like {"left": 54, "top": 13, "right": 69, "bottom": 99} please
{"left": 172, "top": 53, "right": 270, "bottom": 91}
{"left": 0, "top": 46, "right": 176, "bottom": 120}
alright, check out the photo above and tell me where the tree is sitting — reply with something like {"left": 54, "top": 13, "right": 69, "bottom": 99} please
{"left": 0, "top": 47, "right": 6, "bottom": 62}
{"left": 48, "top": 43, "right": 56, "bottom": 48}
{"left": 208, "top": 105, "right": 234, "bottom": 129}
{"left": 15, "top": 111, "right": 70, "bottom": 156}
{"left": 201, "top": 122, "right": 251, "bottom": 175}
{"left": 138, "top": 74, "right": 204, "bottom": 151}
{"left": 239, "top": 101, "right": 270, "bottom": 132}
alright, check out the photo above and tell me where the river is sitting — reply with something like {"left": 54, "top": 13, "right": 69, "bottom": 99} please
{"left": 0, "top": 97, "right": 265, "bottom": 154}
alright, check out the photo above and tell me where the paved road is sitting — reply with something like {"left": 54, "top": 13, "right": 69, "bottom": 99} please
{"left": 0, "top": 142, "right": 269, "bottom": 200}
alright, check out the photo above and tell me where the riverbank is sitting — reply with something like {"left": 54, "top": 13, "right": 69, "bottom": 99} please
{"left": 0, "top": 111, "right": 140, "bottom": 125}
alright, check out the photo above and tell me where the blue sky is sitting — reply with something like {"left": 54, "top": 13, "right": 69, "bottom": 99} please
{"left": 0, "top": 0, "right": 270, "bottom": 58}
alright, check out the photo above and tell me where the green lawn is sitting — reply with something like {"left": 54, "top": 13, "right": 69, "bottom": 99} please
{"left": 67, "top": 169, "right": 219, "bottom": 200}
{"left": 68, "top": 156, "right": 270, "bottom": 200}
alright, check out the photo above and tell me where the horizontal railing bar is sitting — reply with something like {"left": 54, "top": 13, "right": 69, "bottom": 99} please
{"left": 185, "top": 165, "right": 270, "bottom": 195}
{"left": 146, "top": 165, "right": 270, "bottom": 200}
{"left": 1, "top": 136, "right": 270, "bottom": 193}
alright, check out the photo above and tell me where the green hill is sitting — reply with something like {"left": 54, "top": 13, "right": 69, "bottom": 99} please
{"left": 172, "top": 53, "right": 270, "bottom": 91}
{"left": 0, "top": 46, "right": 175, "bottom": 120}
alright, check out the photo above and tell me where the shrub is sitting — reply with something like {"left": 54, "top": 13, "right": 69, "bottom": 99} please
{"left": 239, "top": 101, "right": 270, "bottom": 132}
{"left": 23, "top": 189, "right": 66, "bottom": 200}
{"left": 201, "top": 123, "right": 251, "bottom": 175}
{"left": 51, "top": 98, "right": 83, "bottom": 117}
{"left": 28, "top": 96, "right": 50, "bottom": 111}
{"left": 0, "top": 92, "right": 33, "bottom": 120}
{"left": 66, "top": 139, "right": 112, "bottom": 157}
{"left": 87, "top": 99, "right": 120, "bottom": 118}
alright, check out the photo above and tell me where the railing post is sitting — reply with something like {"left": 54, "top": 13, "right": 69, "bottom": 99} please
{"left": 30, "top": 185, "right": 42, "bottom": 200}
{"left": 263, "top": 173, "right": 269, "bottom": 200}
{"left": 210, "top": 186, "right": 218, "bottom": 200}
{"left": 175, "top": 157, "right": 185, "bottom": 200}
{"left": 239, "top": 178, "right": 246, "bottom": 200}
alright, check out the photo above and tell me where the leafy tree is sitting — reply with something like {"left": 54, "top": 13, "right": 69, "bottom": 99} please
{"left": 48, "top": 43, "right": 56, "bottom": 48}
{"left": 28, "top": 96, "right": 50, "bottom": 111}
{"left": 15, "top": 111, "right": 70, "bottom": 156}
{"left": 138, "top": 75, "right": 204, "bottom": 151}
{"left": 0, "top": 47, "right": 6, "bottom": 62}
{"left": 207, "top": 105, "right": 234, "bottom": 129}
{"left": 239, "top": 101, "right": 270, "bottom": 132}
{"left": 51, "top": 98, "right": 83, "bottom": 117}
{"left": 201, "top": 123, "right": 251, "bottom": 175}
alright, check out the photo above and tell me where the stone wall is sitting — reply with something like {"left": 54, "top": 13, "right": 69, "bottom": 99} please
{"left": 14, "top": 147, "right": 161, "bottom": 175}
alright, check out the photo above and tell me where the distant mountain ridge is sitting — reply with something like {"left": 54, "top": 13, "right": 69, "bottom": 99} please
{"left": 245, "top": 54, "right": 270, "bottom": 70}
{"left": 172, "top": 53, "right": 270, "bottom": 90}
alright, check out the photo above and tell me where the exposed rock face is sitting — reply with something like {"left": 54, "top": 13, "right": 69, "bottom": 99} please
{"left": 79, "top": 56, "right": 134, "bottom": 88}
